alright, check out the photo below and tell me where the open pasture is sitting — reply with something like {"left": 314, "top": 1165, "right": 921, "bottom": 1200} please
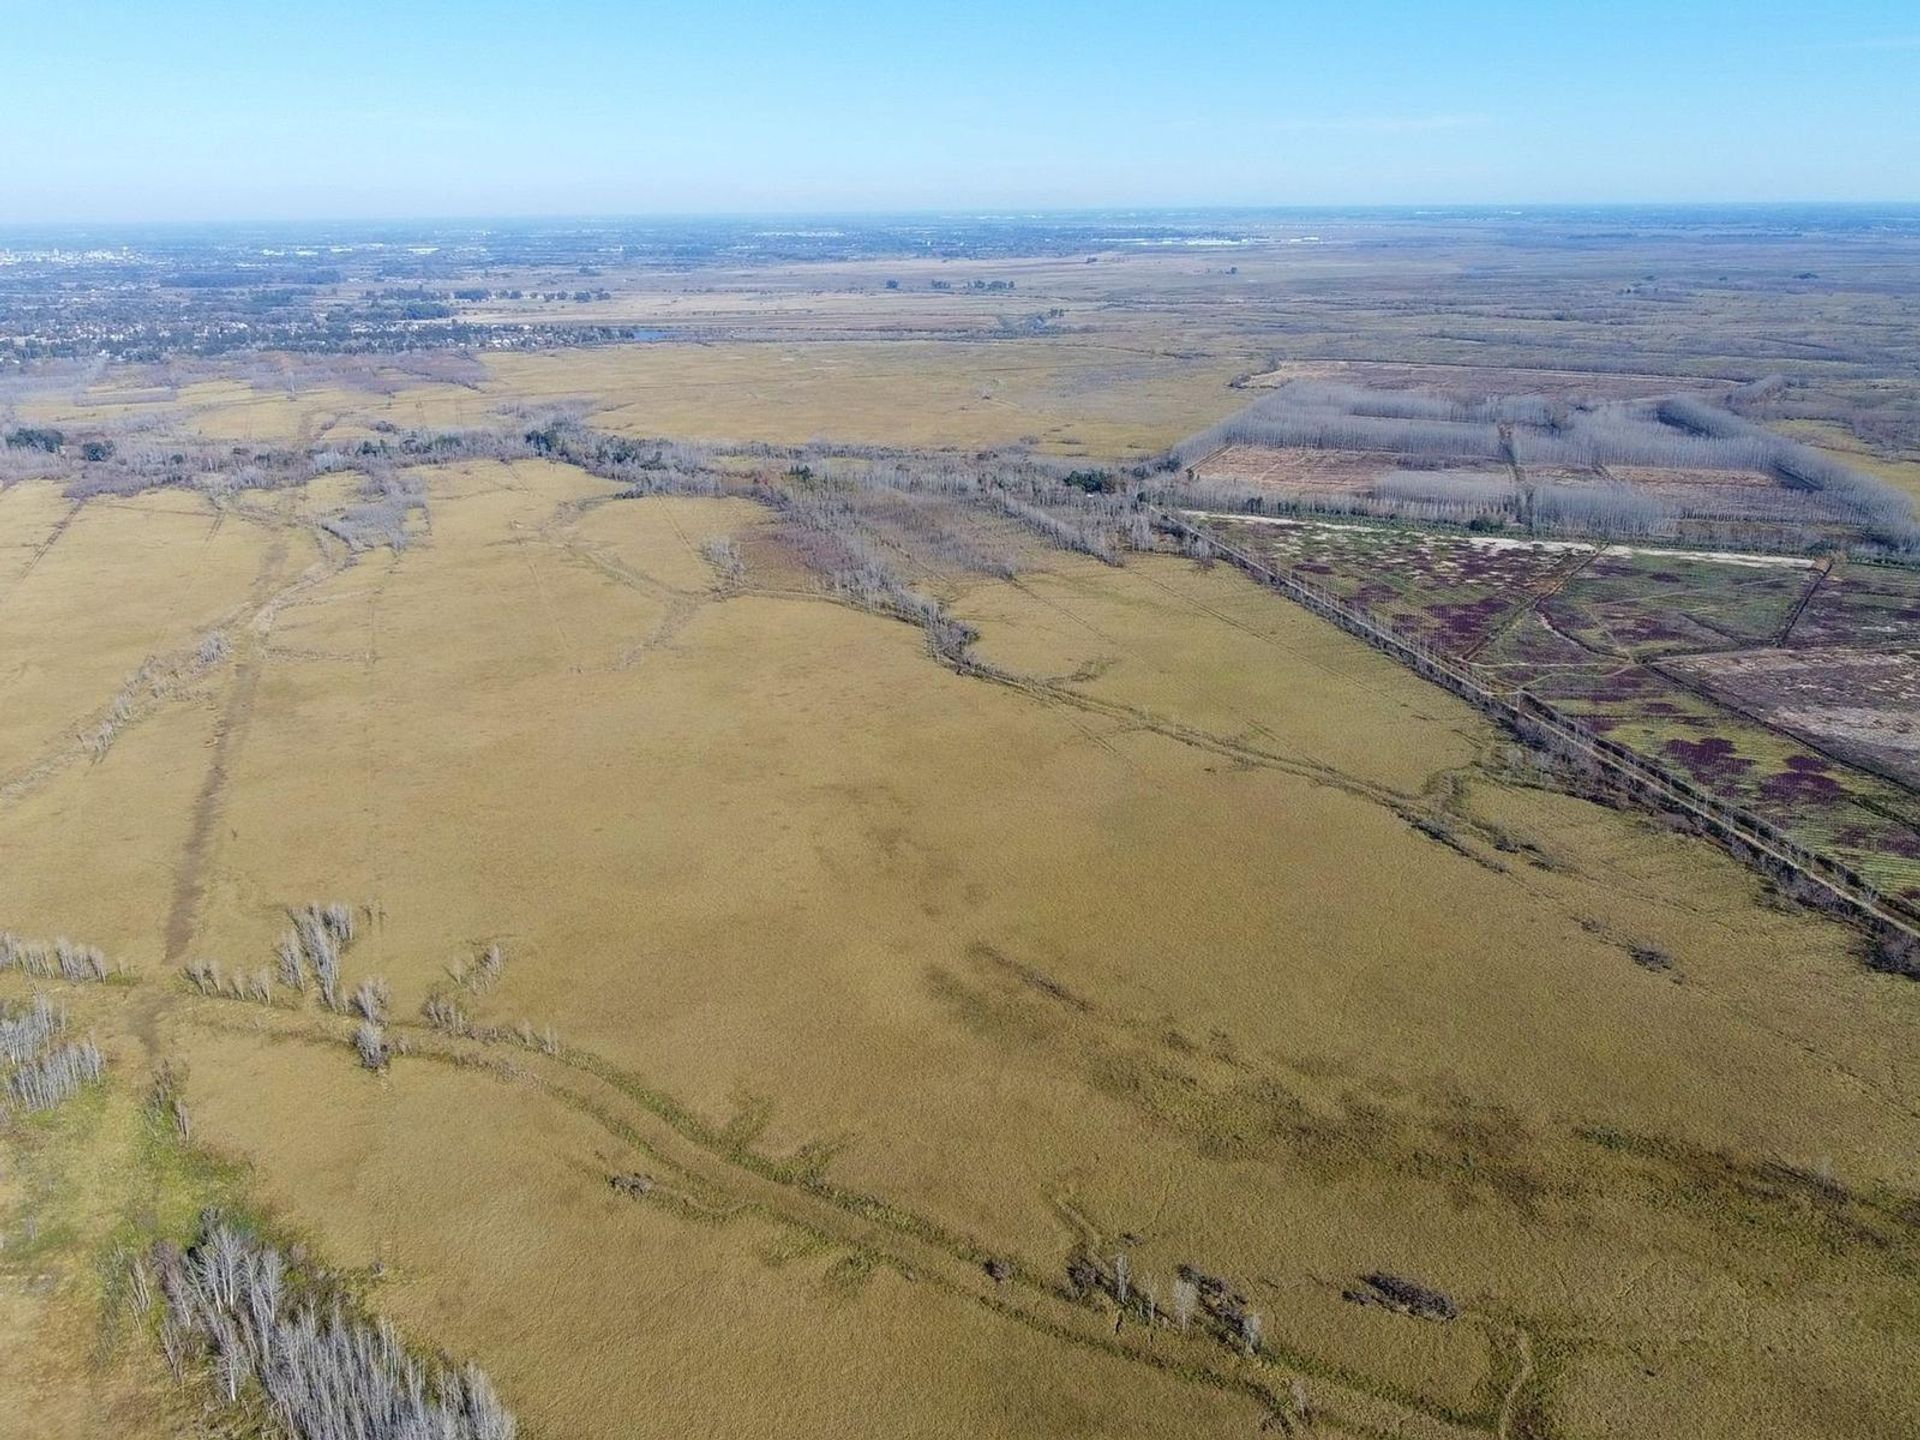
{"left": 4, "top": 207, "right": 1920, "bottom": 1440}
{"left": 8, "top": 339, "right": 1257, "bottom": 459}
{"left": 7, "top": 454, "right": 1920, "bottom": 1439}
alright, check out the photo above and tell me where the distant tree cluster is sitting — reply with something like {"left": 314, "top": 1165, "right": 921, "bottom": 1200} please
{"left": 1173, "top": 380, "right": 1917, "bottom": 550}
{"left": 5, "top": 425, "right": 64, "bottom": 452}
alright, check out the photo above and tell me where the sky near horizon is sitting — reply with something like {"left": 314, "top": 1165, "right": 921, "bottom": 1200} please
{"left": 4, "top": 1, "right": 1918, "bottom": 223}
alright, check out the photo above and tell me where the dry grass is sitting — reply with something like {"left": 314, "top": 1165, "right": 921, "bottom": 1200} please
{"left": 4, "top": 453, "right": 1920, "bottom": 1438}
{"left": 0, "top": 486, "right": 286, "bottom": 788}
{"left": 12, "top": 340, "right": 1254, "bottom": 460}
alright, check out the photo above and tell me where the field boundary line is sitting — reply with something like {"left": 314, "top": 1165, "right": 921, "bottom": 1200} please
{"left": 1151, "top": 506, "right": 1920, "bottom": 939}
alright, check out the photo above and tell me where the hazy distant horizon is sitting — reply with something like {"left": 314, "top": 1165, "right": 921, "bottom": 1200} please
{"left": 7, "top": 1, "right": 1917, "bottom": 226}
{"left": 7, "top": 201, "right": 1920, "bottom": 241}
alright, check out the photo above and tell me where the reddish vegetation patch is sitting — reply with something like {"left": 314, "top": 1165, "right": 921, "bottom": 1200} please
{"left": 1761, "top": 761, "right": 1846, "bottom": 804}
{"left": 1215, "top": 520, "right": 1581, "bottom": 658}
{"left": 1664, "top": 736, "right": 1756, "bottom": 780}
{"left": 1663, "top": 646, "right": 1920, "bottom": 790}
{"left": 1205, "top": 515, "right": 1920, "bottom": 900}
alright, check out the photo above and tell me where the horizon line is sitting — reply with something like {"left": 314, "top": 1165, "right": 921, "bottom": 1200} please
{"left": 6, "top": 200, "right": 1920, "bottom": 233}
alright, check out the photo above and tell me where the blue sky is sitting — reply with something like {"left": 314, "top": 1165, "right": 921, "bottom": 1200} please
{"left": 4, "top": 1, "right": 1917, "bottom": 221}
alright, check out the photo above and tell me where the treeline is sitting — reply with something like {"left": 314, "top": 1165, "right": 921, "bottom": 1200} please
{"left": 1176, "top": 475, "right": 1839, "bottom": 551}
{"left": 1654, "top": 395, "right": 1910, "bottom": 526}
{"left": 1, "top": 930, "right": 115, "bottom": 982}
{"left": 522, "top": 417, "right": 716, "bottom": 493}
{"left": 1173, "top": 381, "right": 1917, "bottom": 550}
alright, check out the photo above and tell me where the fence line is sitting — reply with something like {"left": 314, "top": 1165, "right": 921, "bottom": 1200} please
{"left": 1148, "top": 505, "right": 1919, "bottom": 938}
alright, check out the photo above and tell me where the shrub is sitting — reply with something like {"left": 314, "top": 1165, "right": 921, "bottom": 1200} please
{"left": 4, "top": 426, "right": 64, "bottom": 453}
{"left": 1354, "top": 1271, "right": 1458, "bottom": 1321}
{"left": 353, "top": 1022, "right": 389, "bottom": 1071}
{"left": 700, "top": 536, "right": 746, "bottom": 586}
{"left": 1866, "top": 931, "right": 1920, "bottom": 979}
{"left": 1629, "top": 944, "right": 1675, "bottom": 973}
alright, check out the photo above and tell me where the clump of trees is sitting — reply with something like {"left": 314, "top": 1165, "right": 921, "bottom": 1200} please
{"left": 1656, "top": 395, "right": 1915, "bottom": 535}
{"left": 0, "top": 992, "right": 65, "bottom": 1067}
{"left": 1063, "top": 1250, "right": 1268, "bottom": 1359}
{"left": 2, "top": 990, "right": 105, "bottom": 1112}
{"left": 0, "top": 930, "right": 113, "bottom": 982}
{"left": 142, "top": 1217, "right": 516, "bottom": 1439}
{"left": 184, "top": 902, "right": 362, "bottom": 1012}
{"left": 769, "top": 489, "right": 981, "bottom": 661}
{"left": 4, "top": 425, "right": 64, "bottom": 453}
{"left": 8, "top": 1035, "right": 105, "bottom": 1111}
{"left": 1173, "top": 381, "right": 1916, "bottom": 548}
{"left": 992, "top": 494, "right": 1119, "bottom": 564}
{"left": 523, "top": 416, "right": 714, "bottom": 493}
{"left": 319, "top": 469, "right": 431, "bottom": 553}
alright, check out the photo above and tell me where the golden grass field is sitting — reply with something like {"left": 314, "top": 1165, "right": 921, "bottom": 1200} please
{"left": 11, "top": 338, "right": 1256, "bottom": 460}
{"left": 6, "top": 444, "right": 1920, "bottom": 1439}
